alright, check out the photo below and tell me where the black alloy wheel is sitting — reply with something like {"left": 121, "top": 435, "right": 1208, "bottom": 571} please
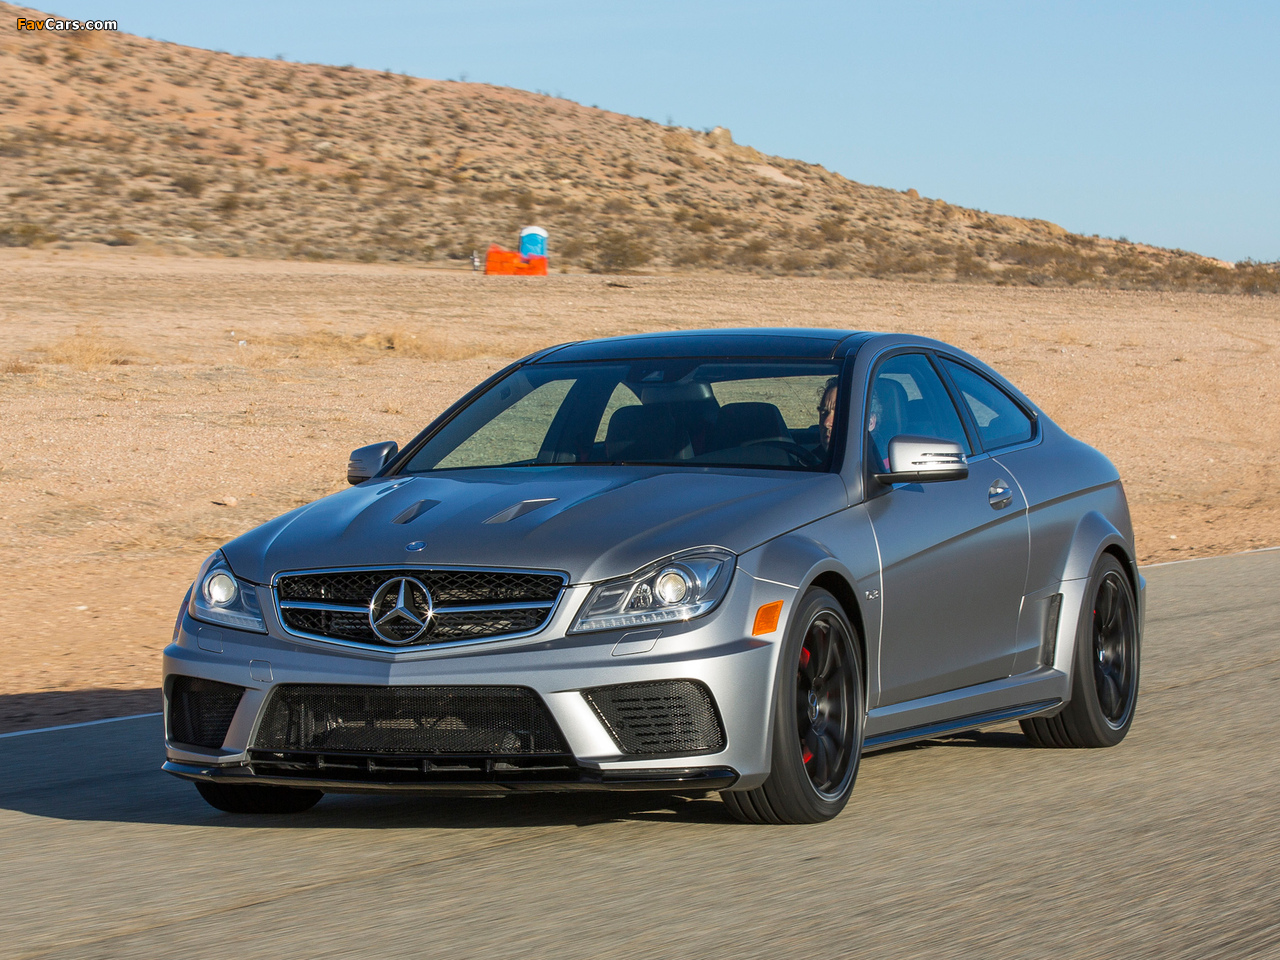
{"left": 1021, "top": 554, "right": 1140, "bottom": 748}
{"left": 796, "top": 609, "right": 858, "bottom": 797}
{"left": 723, "top": 587, "right": 864, "bottom": 824}
{"left": 1092, "top": 569, "right": 1138, "bottom": 728}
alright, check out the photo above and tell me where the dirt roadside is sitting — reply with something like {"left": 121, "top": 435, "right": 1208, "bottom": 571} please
{"left": 2, "top": 247, "right": 1276, "bottom": 730}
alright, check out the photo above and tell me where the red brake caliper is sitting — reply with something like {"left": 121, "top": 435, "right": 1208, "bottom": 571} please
{"left": 799, "top": 645, "right": 813, "bottom": 762}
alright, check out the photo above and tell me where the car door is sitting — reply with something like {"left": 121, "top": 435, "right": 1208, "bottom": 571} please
{"left": 863, "top": 352, "right": 1030, "bottom": 707}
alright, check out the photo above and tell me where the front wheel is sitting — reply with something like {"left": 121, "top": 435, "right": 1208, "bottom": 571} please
{"left": 1021, "top": 554, "right": 1140, "bottom": 748}
{"left": 195, "top": 781, "right": 323, "bottom": 814}
{"left": 723, "top": 587, "right": 864, "bottom": 824}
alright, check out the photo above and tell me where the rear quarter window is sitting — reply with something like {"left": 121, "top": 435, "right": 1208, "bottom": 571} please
{"left": 941, "top": 359, "right": 1035, "bottom": 450}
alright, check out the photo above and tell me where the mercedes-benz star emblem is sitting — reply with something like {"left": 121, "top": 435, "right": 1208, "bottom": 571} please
{"left": 368, "top": 576, "right": 434, "bottom": 645}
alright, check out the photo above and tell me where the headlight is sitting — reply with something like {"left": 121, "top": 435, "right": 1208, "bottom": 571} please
{"left": 570, "top": 547, "right": 735, "bottom": 633}
{"left": 188, "top": 551, "right": 267, "bottom": 633}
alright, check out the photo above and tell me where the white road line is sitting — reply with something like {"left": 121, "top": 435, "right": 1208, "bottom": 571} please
{"left": 0, "top": 712, "right": 161, "bottom": 740}
{"left": 1141, "top": 544, "right": 1280, "bottom": 569}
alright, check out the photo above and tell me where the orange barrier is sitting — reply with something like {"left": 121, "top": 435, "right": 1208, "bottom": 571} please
{"left": 485, "top": 244, "right": 548, "bottom": 276}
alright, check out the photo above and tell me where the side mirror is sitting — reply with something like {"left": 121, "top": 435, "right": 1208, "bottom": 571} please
{"left": 347, "top": 441, "right": 399, "bottom": 485}
{"left": 875, "top": 435, "right": 968, "bottom": 484}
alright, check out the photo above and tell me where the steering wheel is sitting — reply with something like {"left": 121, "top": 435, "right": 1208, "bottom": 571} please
{"left": 745, "top": 438, "right": 823, "bottom": 467}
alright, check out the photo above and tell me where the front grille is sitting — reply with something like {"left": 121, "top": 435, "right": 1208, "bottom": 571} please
{"left": 583, "top": 680, "right": 726, "bottom": 756}
{"left": 168, "top": 676, "right": 244, "bottom": 749}
{"left": 275, "top": 567, "right": 566, "bottom": 648}
{"left": 252, "top": 684, "right": 569, "bottom": 756}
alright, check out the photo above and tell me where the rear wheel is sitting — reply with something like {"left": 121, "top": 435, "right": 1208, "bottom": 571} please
{"left": 724, "top": 587, "right": 864, "bottom": 824}
{"left": 195, "top": 781, "right": 323, "bottom": 814}
{"left": 1021, "top": 554, "right": 1139, "bottom": 748}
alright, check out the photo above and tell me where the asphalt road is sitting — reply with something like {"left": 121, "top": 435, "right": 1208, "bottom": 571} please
{"left": 2, "top": 551, "right": 1278, "bottom": 960}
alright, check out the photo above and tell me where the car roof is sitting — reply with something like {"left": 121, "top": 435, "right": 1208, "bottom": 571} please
{"left": 532, "top": 328, "right": 875, "bottom": 363}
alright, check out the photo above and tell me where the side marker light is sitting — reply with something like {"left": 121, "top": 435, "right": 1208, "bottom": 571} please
{"left": 752, "top": 600, "right": 784, "bottom": 637}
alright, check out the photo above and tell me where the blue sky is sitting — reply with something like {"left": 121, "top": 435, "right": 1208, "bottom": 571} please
{"left": 47, "top": 1, "right": 1279, "bottom": 262}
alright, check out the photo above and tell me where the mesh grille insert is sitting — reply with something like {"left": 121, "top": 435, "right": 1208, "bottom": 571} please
{"left": 253, "top": 685, "right": 569, "bottom": 755}
{"left": 169, "top": 676, "right": 244, "bottom": 749}
{"left": 275, "top": 568, "right": 565, "bottom": 648}
{"left": 583, "top": 680, "right": 726, "bottom": 756}
{"left": 277, "top": 570, "right": 563, "bottom": 604}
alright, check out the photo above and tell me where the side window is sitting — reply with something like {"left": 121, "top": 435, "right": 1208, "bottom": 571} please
{"left": 940, "top": 359, "right": 1034, "bottom": 450}
{"left": 867, "top": 354, "right": 970, "bottom": 469}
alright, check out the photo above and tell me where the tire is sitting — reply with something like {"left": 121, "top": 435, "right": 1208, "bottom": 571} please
{"left": 724, "top": 587, "right": 865, "bottom": 824}
{"left": 1021, "top": 554, "right": 1140, "bottom": 748}
{"left": 195, "top": 781, "right": 323, "bottom": 814}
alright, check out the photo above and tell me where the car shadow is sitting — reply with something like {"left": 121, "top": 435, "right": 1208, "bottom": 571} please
{"left": 0, "top": 707, "right": 1033, "bottom": 830}
{"left": 876, "top": 728, "right": 1032, "bottom": 754}
{"left": 0, "top": 688, "right": 161, "bottom": 735}
{"left": 0, "top": 713, "right": 739, "bottom": 829}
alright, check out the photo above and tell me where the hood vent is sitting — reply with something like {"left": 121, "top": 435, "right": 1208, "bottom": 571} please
{"left": 483, "top": 498, "right": 558, "bottom": 524}
{"left": 392, "top": 499, "right": 441, "bottom": 525}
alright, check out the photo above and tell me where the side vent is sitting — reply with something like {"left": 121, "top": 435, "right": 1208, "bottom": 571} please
{"left": 1041, "top": 593, "right": 1063, "bottom": 667}
{"left": 483, "top": 498, "right": 558, "bottom": 524}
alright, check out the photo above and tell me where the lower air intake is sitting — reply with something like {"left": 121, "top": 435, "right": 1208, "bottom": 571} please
{"left": 252, "top": 685, "right": 568, "bottom": 755}
{"left": 583, "top": 680, "right": 726, "bottom": 756}
{"left": 168, "top": 676, "right": 244, "bottom": 749}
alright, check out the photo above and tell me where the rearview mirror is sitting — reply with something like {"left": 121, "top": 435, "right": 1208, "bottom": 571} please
{"left": 874, "top": 435, "right": 968, "bottom": 484}
{"left": 347, "top": 441, "right": 399, "bottom": 485}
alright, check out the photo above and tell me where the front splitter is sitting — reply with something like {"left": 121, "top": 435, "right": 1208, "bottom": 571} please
{"left": 163, "top": 760, "right": 738, "bottom": 795}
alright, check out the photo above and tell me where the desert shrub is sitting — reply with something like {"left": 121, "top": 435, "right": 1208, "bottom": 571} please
{"left": 1, "top": 358, "right": 37, "bottom": 374}
{"left": 778, "top": 251, "right": 813, "bottom": 272}
{"left": 592, "top": 231, "right": 650, "bottom": 272}
{"left": 797, "top": 229, "right": 824, "bottom": 250}
{"left": 1232, "top": 260, "right": 1280, "bottom": 294}
{"left": 560, "top": 237, "right": 587, "bottom": 261}
{"left": 128, "top": 187, "right": 154, "bottom": 202}
{"left": 673, "top": 243, "right": 719, "bottom": 266}
{"left": 728, "top": 237, "right": 770, "bottom": 268}
{"left": 106, "top": 228, "right": 139, "bottom": 246}
{"left": 953, "top": 252, "right": 990, "bottom": 280}
{"left": 817, "top": 217, "right": 847, "bottom": 242}
{"left": 42, "top": 326, "right": 135, "bottom": 369}
{"left": 0, "top": 222, "right": 58, "bottom": 247}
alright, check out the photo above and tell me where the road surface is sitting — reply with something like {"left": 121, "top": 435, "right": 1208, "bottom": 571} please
{"left": 2, "top": 551, "right": 1278, "bottom": 959}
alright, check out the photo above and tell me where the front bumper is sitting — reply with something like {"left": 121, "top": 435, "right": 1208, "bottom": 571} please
{"left": 163, "top": 567, "right": 795, "bottom": 793}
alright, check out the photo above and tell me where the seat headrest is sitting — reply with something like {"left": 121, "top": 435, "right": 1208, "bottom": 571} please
{"left": 708, "top": 402, "right": 791, "bottom": 451}
{"left": 604, "top": 404, "right": 693, "bottom": 461}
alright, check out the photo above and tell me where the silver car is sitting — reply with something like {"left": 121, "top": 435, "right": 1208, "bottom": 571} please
{"left": 163, "top": 328, "right": 1142, "bottom": 823}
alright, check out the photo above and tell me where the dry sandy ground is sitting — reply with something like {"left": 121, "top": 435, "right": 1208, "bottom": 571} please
{"left": 1, "top": 247, "right": 1276, "bottom": 731}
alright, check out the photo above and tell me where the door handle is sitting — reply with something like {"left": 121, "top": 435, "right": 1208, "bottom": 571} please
{"left": 988, "top": 480, "right": 1013, "bottom": 510}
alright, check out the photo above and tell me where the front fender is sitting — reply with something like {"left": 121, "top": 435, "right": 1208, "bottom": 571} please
{"left": 738, "top": 508, "right": 882, "bottom": 741}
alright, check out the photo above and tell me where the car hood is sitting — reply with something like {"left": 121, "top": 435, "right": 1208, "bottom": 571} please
{"left": 221, "top": 466, "right": 848, "bottom": 585}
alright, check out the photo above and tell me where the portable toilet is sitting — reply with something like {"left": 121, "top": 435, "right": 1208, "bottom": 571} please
{"left": 519, "top": 226, "right": 548, "bottom": 259}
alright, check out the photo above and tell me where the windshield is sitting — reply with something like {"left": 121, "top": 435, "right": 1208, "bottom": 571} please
{"left": 402, "top": 359, "right": 843, "bottom": 473}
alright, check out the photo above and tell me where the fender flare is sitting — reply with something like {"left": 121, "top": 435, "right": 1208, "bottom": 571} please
{"left": 1054, "top": 510, "right": 1141, "bottom": 689}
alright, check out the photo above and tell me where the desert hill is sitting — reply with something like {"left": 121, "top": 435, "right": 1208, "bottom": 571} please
{"left": 1, "top": 3, "right": 1275, "bottom": 291}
